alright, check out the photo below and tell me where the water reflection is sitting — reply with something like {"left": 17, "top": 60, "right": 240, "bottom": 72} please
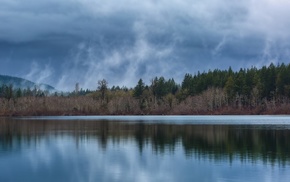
{"left": 1, "top": 118, "right": 290, "bottom": 166}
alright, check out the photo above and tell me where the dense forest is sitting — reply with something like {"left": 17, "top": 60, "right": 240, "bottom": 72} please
{"left": 1, "top": 62, "right": 290, "bottom": 116}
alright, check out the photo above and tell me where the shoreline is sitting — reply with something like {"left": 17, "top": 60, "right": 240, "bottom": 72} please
{"left": 2, "top": 108, "right": 290, "bottom": 117}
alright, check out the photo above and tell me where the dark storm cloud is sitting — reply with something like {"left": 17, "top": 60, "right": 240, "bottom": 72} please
{"left": 1, "top": 0, "right": 290, "bottom": 90}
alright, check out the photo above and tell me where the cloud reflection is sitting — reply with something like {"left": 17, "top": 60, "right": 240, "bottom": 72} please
{"left": 1, "top": 118, "right": 290, "bottom": 181}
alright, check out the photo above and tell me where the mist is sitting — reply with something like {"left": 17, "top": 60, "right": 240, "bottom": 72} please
{"left": 1, "top": 0, "right": 290, "bottom": 91}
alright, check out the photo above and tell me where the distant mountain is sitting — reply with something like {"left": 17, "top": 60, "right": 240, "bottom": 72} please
{"left": 0, "top": 75, "right": 55, "bottom": 92}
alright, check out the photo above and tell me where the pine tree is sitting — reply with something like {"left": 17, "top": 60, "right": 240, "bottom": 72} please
{"left": 133, "top": 79, "right": 145, "bottom": 98}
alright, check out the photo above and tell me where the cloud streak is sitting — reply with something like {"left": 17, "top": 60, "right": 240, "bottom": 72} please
{"left": 1, "top": 0, "right": 290, "bottom": 91}
{"left": 56, "top": 23, "right": 177, "bottom": 90}
{"left": 25, "top": 61, "right": 53, "bottom": 84}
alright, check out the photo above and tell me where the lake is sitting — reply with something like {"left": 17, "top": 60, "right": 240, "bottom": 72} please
{"left": 1, "top": 115, "right": 290, "bottom": 182}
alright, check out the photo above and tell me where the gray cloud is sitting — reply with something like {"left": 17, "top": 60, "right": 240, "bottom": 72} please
{"left": 1, "top": 0, "right": 290, "bottom": 91}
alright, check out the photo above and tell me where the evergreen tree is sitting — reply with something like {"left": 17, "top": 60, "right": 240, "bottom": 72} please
{"left": 225, "top": 76, "right": 235, "bottom": 101}
{"left": 16, "top": 88, "right": 22, "bottom": 98}
{"left": 133, "top": 79, "right": 145, "bottom": 98}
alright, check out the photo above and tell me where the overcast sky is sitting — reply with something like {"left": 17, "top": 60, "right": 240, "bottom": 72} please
{"left": 1, "top": 0, "right": 290, "bottom": 91}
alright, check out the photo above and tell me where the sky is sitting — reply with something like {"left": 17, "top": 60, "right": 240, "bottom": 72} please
{"left": 1, "top": 0, "right": 290, "bottom": 91}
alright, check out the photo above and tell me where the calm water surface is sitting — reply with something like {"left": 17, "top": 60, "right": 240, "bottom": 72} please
{"left": 1, "top": 116, "right": 290, "bottom": 182}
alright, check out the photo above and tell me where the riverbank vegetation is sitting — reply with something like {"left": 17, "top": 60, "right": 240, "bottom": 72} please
{"left": 2, "top": 63, "right": 290, "bottom": 116}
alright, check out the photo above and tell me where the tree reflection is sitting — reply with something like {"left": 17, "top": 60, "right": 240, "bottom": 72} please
{"left": 1, "top": 118, "right": 290, "bottom": 165}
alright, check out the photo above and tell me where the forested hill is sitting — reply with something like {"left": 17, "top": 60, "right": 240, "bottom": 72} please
{"left": 0, "top": 75, "right": 55, "bottom": 92}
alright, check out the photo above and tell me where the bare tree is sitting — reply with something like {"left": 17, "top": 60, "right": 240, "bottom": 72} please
{"left": 98, "top": 79, "right": 108, "bottom": 101}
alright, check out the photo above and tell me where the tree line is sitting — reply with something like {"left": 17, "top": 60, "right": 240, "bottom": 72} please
{"left": 1, "top": 63, "right": 290, "bottom": 116}
{"left": 0, "top": 84, "right": 48, "bottom": 100}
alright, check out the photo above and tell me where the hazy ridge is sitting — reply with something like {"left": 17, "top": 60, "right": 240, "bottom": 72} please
{"left": 0, "top": 74, "right": 55, "bottom": 92}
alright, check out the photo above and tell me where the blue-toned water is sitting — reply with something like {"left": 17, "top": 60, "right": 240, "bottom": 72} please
{"left": 1, "top": 116, "right": 290, "bottom": 182}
